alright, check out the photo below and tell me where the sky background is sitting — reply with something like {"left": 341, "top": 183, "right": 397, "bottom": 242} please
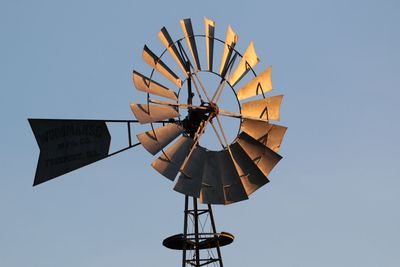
{"left": 1, "top": 0, "right": 400, "bottom": 266}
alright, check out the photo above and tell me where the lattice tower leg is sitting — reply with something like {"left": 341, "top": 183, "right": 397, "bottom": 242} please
{"left": 181, "top": 195, "right": 224, "bottom": 267}
{"left": 163, "top": 195, "right": 234, "bottom": 267}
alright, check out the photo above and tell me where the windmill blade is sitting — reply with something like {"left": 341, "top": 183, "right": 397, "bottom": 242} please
{"left": 142, "top": 45, "right": 182, "bottom": 88}
{"left": 28, "top": 119, "right": 111, "bottom": 186}
{"left": 133, "top": 71, "right": 178, "bottom": 101}
{"left": 200, "top": 150, "right": 248, "bottom": 205}
{"left": 158, "top": 27, "right": 188, "bottom": 77}
{"left": 200, "top": 151, "right": 225, "bottom": 205}
{"left": 173, "top": 146, "right": 207, "bottom": 197}
{"left": 204, "top": 17, "right": 215, "bottom": 71}
{"left": 219, "top": 25, "right": 238, "bottom": 77}
{"left": 130, "top": 104, "right": 180, "bottom": 124}
{"left": 237, "top": 66, "right": 272, "bottom": 101}
{"left": 240, "top": 118, "right": 273, "bottom": 140}
{"left": 137, "top": 123, "right": 183, "bottom": 155}
{"left": 217, "top": 150, "right": 248, "bottom": 204}
{"left": 236, "top": 132, "right": 282, "bottom": 177}
{"left": 180, "top": 18, "right": 201, "bottom": 70}
{"left": 151, "top": 136, "right": 194, "bottom": 181}
{"left": 265, "top": 124, "right": 287, "bottom": 152}
{"left": 241, "top": 95, "right": 283, "bottom": 121}
{"left": 228, "top": 42, "right": 260, "bottom": 87}
{"left": 230, "top": 142, "right": 269, "bottom": 196}
{"left": 241, "top": 119, "right": 287, "bottom": 152}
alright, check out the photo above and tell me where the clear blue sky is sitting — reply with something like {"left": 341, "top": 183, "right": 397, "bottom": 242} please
{"left": 1, "top": 0, "right": 399, "bottom": 266}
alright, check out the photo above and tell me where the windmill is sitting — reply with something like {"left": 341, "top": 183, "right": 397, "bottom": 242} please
{"left": 29, "top": 18, "right": 287, "bottom": 267}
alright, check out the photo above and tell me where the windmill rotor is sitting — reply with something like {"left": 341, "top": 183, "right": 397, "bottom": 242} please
{"left": 132, "top": 17, "right": 286, "bottom": 205}
{"left": 28, "top": 17, "right": 287, "bottom": 267}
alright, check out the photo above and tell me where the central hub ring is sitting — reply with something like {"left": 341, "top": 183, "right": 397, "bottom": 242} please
{"left": 174, "top": 71, "right": 241, "bottom": 151}
{"left": 203, "top": 102, "right": 219, "bottom": 119}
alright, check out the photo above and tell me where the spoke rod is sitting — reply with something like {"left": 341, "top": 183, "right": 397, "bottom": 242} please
{"left": 178, "top": 42, "right": 211, "bottom": 104}
{"left": 214, "top": 79, "right": 228, "bottom": 104}
{"left": 150, "top": 99, "right": 270, "bottom": 123}
{"left": 214, "top": 115, "right": 231, "bottom": 149}
{"left": 149, "top": 99, "right": 208, "bottom": 111}
{"left": 210, "top": 79, "right": 224, "bottom": 103}
{"left": 190, "top": 75, "right": 206, "bottom": 104}
{"left": 191, "top": 68, "right": 212, "bottom": 102}
{"left": 214, "top": 115, "right": 237, "bottom": 164}
{"left": 180, "top": 116, "right": 212, "bottom": 172}
{"left": 209, "top": 120, "right": 225, "bottom": 149}
{"left": 211, "top": 54, "right": 236, "bottom": 104}
{"left": 218, "top": 109, "right": 270, "bottom": 123}
{"left": 210, "top": 75, "right": 228, "bottom": 104}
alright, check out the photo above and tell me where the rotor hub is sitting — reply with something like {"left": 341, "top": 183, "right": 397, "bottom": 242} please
{"left": 181, "top": 102, "right": 219, "bottom": 138}
{"left": 203, "top": 101, "right": 219, "bottom": 119}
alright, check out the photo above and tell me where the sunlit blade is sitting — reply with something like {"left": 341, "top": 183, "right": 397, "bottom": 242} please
{"left": 173, "top": 146, "right": 207, "bottom": 197}
{"left": 230, "top": 142, "right": 269, "bottom": 196}
{"left": 241, "top": 119, "right": 273, "bottom": 140}
{"left": 137, "top": 123, "right": 183, "bottom": 155}
{"left": 237, "top": 66, "right": 272, "bottom": 101}
{"left": 265, "top": 124, "right": 287, "bottom": 152}
{"left": 180, "top": 18, "right": 201, "bottom": 71}
{"left": 204, "top": 17, "right": 215, "bottom": 71}
{"left": 236, "top": 132, "right": 282, "bottom": 177}
{"left": 151, "top": 136, "right": 194, "bottom": 181}
{"left": 158, "top": 27, "right": 188, "bottom": 77}
{"left": 219, "top": 25, "right": 238, "bottom": 76}
{"left": 133, "top": 71, "right": 178, "bottom": 101}
{"left": 199, "top": 151, "right": 225, "bottom": 205}
{"left": 241, "top": 95, "right": 283, "bottom": 121}
{"left": 217, "top": 150, "right": 248, "bottom": 204}
{"left": 142, "top": 45, "right": 182, "bottom": 88}
{"left": 241, "top": 119, "right": 287, "bottom": 152}
{"left": 130, "top": 104, "right": 180, "bottom": 124}
{"left": 228, "top": 42, "right": 260, "bottom": 87}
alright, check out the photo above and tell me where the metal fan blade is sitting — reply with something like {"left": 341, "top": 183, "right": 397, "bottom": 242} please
{"left": 241, "top": 95, "right": 283, "bottom": 121}
{"left": 237, "top": 66, "right": 272, "bottom": 101}
{"left": 230, "top": 142, "right": 269, "bottom": 196}
{"left": 137, "top": 123, "right": 183, "bottom": 155}
{"left": 200, "top": 150, "right": 248, "bottom": 205}
{"left": 265, "top": 124, "right": 287, "bottom": 152}
{"left": 130, "top": 104, "right": 180, "bottom": 124}
{"left": 219, "top": 25, "right": 238, "bottom": 76}
{"left": 228, "top": 42, "right": 260, "bottom": 87}
{"left": 158, "top": 27, "right": 188, "bottom": 77}
{"left": 180, "top": 18, "right": 201, "bottom": 70}
{"left": 204, "top": 17, "right": 215, "bottom": 71}
{"left": 217, "top": 150, "right": 248, "bottom": 204}
{"left": 241, "top": 119, "right": 287, "bottom": 153}
{"left": 173, "top": 146, "right": 207, "bottom": 197}
{"left": 151, "top": 136, "right": 194, "bottom": 181}
{"left": 236, "top": 132, "right": 282, "bottom": 177}
{"left": 142, "top": 45, "right": 182, "bottom": 88}
{"left": 133, "top": 71, "right": 178, "bottom": 101}
{"left": 199, "top": 151, "right": 225, "bottom": 205}
{"left": 241, "top": 118, "right": 273, "bottom": 140}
